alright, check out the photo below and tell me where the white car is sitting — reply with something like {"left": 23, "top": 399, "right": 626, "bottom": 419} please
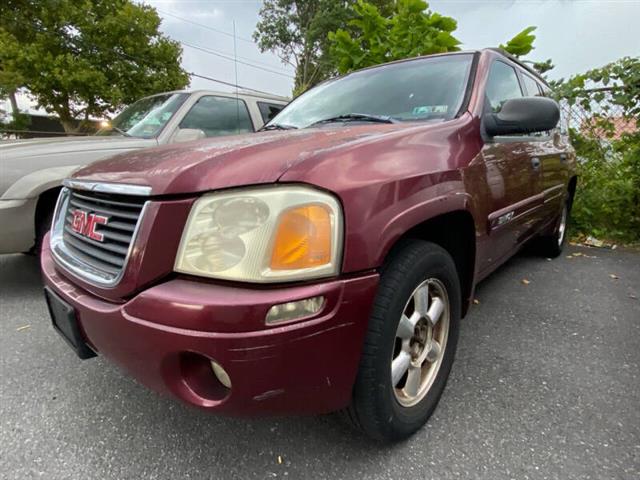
{"left": 0, "top": 89, "right": 288, "bottom": 254}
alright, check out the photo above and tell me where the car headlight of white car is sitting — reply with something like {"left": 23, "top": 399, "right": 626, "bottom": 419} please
{"left": 174, "top": 185, "right": 343, "bottom": 282}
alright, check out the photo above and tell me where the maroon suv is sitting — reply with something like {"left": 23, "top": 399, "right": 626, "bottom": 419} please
{"left": 41, "top": 49, "right": 575, "bottom": 441}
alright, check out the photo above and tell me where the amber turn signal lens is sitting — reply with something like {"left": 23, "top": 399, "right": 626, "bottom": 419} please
{"left": 271, "top": 204, "right": 332, "bottom": 270}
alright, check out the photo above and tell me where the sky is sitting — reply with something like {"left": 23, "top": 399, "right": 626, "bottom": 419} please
{"left": 5, "top": 0, "right": 640, "bottom": 115}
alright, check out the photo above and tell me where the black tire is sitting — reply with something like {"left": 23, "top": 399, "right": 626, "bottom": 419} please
{"left": 33, "top": 204, "right": 54, "bottom": 255}
{"left": 344, "top": 240, "right": 461, "bottom": 441}
{"left": 536, "top": 200, "right": 570, "bottom": 258}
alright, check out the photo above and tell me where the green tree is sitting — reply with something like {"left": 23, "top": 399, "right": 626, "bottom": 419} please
{"left": 253, "top": 0, "right": 394, "bottom": 95}
{"left": 500, "top": 26, "right": 553, "bottom": 75}
{"left": 328, "top": 0, "right": 549, "bottom": 76}
{"left": 0, "top": 0, "right": 189, "bottom": 132}
{"left": 551, "top": 57, "right": 640, "bottom": 242}
{"left": 553, "top": 56, "right": 640, "bottom": 123}
{"left": 328, "top": 0, "right": 460, "bottom": 74}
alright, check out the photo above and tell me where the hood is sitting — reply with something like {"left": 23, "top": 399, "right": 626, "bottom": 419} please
{"left": 0, "top": 135, "right": 154, "bottom": 160}
{"left": 73, "top": 124, "right": 427, "bottom": 195}
{"left": 0, "top": 134, "right": 156, "bottom": 198}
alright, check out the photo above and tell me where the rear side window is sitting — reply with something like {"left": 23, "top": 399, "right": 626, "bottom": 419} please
{"left": 257, "top": 102, "right": 285, "bottom": 123}
{"left": 180, "top": 95, "right": 253, "bottom": 137}
{"left": 485, "top": 61, "right": 523, "bottom": 112}
{"left": 522, "top": 74, "right": 543, "bottom": 97}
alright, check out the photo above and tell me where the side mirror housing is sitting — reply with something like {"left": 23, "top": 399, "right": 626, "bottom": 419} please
{"left": 484, "top": 97, "right": 560, "bottom": 137}
{"left": 172, "top": 128, "right": 206, "bottom": 143}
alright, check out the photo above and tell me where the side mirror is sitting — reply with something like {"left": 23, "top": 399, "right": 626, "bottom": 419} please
{"left": 484, "top": 97, "right": 560, "bottom": 137}
{"left": 172, "top": 128, "right": 206, "bottom": 143}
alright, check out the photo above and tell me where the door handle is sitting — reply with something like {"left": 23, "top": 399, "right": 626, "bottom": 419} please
{"left": 531, "top": 157, "right": 541, "bottom": 170}
{"left": 560, "top": 153, "right": 567, "bottom": 163}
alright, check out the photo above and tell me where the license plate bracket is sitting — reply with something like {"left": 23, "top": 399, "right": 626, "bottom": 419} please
{"left": 44, "top": 287, "right": 96, "bottom": 359}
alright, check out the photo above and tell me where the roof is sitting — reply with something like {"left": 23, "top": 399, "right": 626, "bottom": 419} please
{"left": 336, "top": 48, "right": 549, "bottom": 87}
{"left": 161, "top": 89, "right": 289, "bottom": 102}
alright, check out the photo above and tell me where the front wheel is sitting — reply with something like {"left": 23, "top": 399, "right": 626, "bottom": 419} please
{"left": 345, "top": 240, "right": 461, "bottom": 441}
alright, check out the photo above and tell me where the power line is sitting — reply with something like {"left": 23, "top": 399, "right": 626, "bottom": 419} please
{"left": 180, "top": 40, "right": 291, "bottom": 72}
{"left": 157, "top": 9, "right": 255, "bottom": 44}
{"left": 155, "top": 9, "right": 293, "bottom": 78}
{"left": 181, "top": 41, "right": 294, "bottom": 78}
{"left": 188, "top": 72, "right": 283, "bottom": 97}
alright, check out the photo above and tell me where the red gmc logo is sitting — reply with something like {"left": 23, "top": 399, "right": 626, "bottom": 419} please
{"left": 71, "top": 210, "right": 108, "bottom": 242}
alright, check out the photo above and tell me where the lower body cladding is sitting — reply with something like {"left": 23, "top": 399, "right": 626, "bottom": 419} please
{"left": 40, "top": 243, "right": 379, "bottom": 415}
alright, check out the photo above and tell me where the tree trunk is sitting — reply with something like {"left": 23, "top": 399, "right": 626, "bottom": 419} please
{"left": 8, "top": 90, "right": 19, "bottom": 118}
{"left": 59, "top": 118, "right": 77, "bottom": 133}
{"left": 56, "top": 97, "right": 78, "bottom": 133}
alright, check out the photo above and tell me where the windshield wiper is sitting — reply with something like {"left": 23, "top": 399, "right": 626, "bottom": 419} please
{"left": 309, "top": 113, "right": 397, "bottom": 127}
{"left": 111, "top": 126, "right": 132, "bottom": 137}
{"left": 259, "top": 123, "right": 298, "bottom": 131}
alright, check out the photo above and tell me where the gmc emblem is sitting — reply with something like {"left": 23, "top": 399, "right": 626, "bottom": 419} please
{"left": 71, "top": 210, "right": 108, "bottom": 242}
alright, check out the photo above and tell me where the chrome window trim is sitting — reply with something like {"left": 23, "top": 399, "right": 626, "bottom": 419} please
{"left": 63, "top": 179, "right": 152, "bottom": 197}
{"left": 49, "top": 187, "right": 149, "bottom": 288}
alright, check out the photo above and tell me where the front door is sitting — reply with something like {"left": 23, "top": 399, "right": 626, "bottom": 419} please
{"left": 476, "top": 60, "right": 542, "bottom": 273}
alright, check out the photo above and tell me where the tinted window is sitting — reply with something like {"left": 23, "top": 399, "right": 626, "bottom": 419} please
{"left": 257, "top": 102, "right": 285, "bottom": 123}
{"left": 269, "top": 54, "right": 473, "bottom": 128}
{"left": 522, "top": 74, "right": 543, "bottom": 97}
{"left": 180, "top": 96, "right": 253, "bottom": 137}
{"left": 485, "top": 61, "right": 523, "bottom": 112}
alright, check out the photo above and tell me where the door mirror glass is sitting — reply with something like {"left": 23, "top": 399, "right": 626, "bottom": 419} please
{"left": 172, "top": 128, "right": 206, "bottom": 143}
{"left": 484, "top": 97, "right": 560, "bottom": 137}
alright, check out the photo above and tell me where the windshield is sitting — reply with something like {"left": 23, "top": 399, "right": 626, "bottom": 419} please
{"left": 269, "top": 54, "right": 473, "bottom": 129}
{"left": 96, "top": 93, "right": 189, "bottom": 138}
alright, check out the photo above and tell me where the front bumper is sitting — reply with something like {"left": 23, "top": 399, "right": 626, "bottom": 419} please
{"left": 41, "top": 237, "right": 379, "bottom": 415}
{"left": 0, "top": 198, "right": 38, "bottom": 253}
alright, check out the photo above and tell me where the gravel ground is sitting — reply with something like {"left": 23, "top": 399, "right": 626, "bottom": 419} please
{"left": 1, "top": 245, "right": 639, "bottom": 480}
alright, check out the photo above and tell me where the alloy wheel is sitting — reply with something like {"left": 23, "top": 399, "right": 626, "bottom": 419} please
{"left": 391, "top": 278, "right": 450, "bottom": 407}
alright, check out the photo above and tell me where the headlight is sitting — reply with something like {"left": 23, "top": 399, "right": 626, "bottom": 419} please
{"left": 174, "top": 185, "right": 343, "bottom": 282}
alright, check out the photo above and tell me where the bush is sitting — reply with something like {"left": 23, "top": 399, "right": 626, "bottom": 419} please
{"left": 570, "top": 130, "right": 640, "bottom": 242}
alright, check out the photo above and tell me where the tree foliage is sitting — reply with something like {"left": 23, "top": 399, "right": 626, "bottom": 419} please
{"left": 0, "top": 0, "right": 189, "bottom": 132}
{"left": 499, "top": 25, "right": 553, "bottom": 75}
{"left": 328, "top": 0, "right": 460, "bottom": 74}
{"left": 569, "top": 131, "right": 640, "bottom": 242}
{"left": 253, "top": 0, "right": 394, "bottom": 95}
{"left": 327, "top": 0, "right": 547, "bottom": 77}
{"left": 499, "top": 25, "right": 536, "bottom": 57}
{"left": 552, "top": 57, "right": 640, "bottom": 242}
{"left": 553, "top": 56, "right": 640, "bottom": 122}
{"left": 255, "top": 0, "right": 551, "bottom": 94}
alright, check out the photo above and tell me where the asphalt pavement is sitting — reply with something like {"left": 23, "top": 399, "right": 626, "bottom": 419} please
{"left": 1, "top": 245, "right": 639, "bottom": 480}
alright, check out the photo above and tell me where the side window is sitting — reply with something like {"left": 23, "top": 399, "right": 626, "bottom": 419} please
{"left": 257, "top": 102, "right": 284, "bottom": 123}
{"left": 522, "top": 74, "right": 543, "bottom": 97}
{"left": 180, "top": 96, "right": 253, "bottom": 137}
{"left": 485, "top": 61, "right": 523, "bottom": 112}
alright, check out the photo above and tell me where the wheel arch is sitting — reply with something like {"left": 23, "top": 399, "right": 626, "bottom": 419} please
{"left": 380, "top": 208, "right": 477, "bottom": 318}
{"left": 567, "top": 175, "right": 577, "bottom": 208}
{"left": 34, "top": 186, "right": 63, "bottom": 231}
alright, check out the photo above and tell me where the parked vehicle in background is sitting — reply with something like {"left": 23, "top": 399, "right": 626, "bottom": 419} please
{"left": 0, "top": 90, "right": 288, "bottom": 254}
{"left": 41, "top": 49, "right": 575, "bottom": 441}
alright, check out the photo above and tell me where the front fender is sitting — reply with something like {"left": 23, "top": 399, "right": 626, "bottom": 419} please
{"left": 339, "top": 172, "right": 478, "bottom": 273}
{"left": 1, "top": 165, "right": 82, "bottom": 200}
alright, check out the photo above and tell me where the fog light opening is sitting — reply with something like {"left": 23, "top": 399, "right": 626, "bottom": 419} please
{"left": 178, "top": 352, "right": 230, "bottom": 402}
{"left": 210, "top": 360, "right": 232, "bottom": 389}
{"left": 265, "top": 295, "right": 325, "bottom": 325}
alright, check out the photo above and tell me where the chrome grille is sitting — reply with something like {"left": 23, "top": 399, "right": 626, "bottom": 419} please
{"left": 51, "top": 185, "right": 149, "bottom": 286}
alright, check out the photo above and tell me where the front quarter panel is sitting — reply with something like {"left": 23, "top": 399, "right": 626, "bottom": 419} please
{"left": 278, "top": 115, "right": 484, "bottom": 273}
